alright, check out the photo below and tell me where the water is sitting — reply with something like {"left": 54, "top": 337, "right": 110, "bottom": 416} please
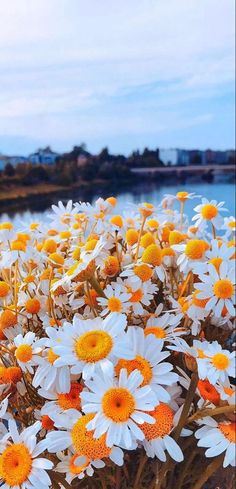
{"left": 1, "top": 181, "right": 235, "bottom": 226}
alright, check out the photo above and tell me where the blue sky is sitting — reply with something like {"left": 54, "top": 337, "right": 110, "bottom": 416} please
{"left": 0, "top": 0, "right": 235, "bottom": 156}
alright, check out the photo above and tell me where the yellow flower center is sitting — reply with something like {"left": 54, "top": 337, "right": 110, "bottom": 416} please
{"left": 185, "top": 240, "right": 206, "bottom": 260}
{"left": 213, "top": 279, "right": 234, "bottom": 299}
{"left": 43, "top": 239, "right": 57, "bottom": 253}
{"left": 57, "top": 382, "right": 83, "bottom": 410}
{"left": 103, "top": 256, "right": 119, "bottom": 277}
{"left": 30, "top": 222, "right": 39, "bottom": 230}
{"left": 25, "top": 298, "right": 41, "bottom": 314}
{"left": 128, "top": 288, "right": 143, "bottom": 303}
{"left": 133, "top": 264, "right": 153, "bottom": 282}
{"left": 71, "top": 414, "right": 111, "bottom": 458}
{"left": 15, "top": 344, "right": 33, "bottom": 363}
{"left": 139, "top": 202, "right": 154, "bottom": 217}
{"left": 126, "top": 228, "right": 139, "bottom": 246}
{"left": 176, "top": 191, "right": 189, "bottom": 202}
{"left": 169, "top": 230, "right": 185, "bottom": 245}
{"left": 144, "top": 326, "right": 166, "bottom": 339}
{"left": 201, "top": 204, "right": 218, "bottom": 220}
{"left": 0, "top": 222, "right": 13, "bottom": 230}
{"left": 212, "top": 353, "right": 229, "bottom": 370}
{"left": 11, "top": 240, "right": 26, "bottom": 252}
{"left": 106, "top": 196, "right": 117, "bottom": 207}
{"left": 48, "top": 253, "right": 64, "bottom": 266}
{"left": 102, "top": 387, "right": 135, "bottom": 422}
{"left": 59, "top": 231, "right": 71, "bottom": 239}
{"left": 219, "top": 422, "right": 236, "bottom": 443}
{"left": 228, "top": 221, "right": 236, "bottom": 229}
{"left": 115, "top": 355, "right": 152, "bottom": 386}
{"left": 0, "top": 443, "right": 32, "bottom": 486}
{"left": 75, "top": 330, "right": 113, "bottom": 363}
{"left": 209, "top": 257, "right": 223, "bottom": 272}
{"left": 110, "top": 215, "right": 123, "bottom": 228}
{"left": 0, "top": 281, "right": 10, "bottom": 298}
{"left": 140, "top": 232, "right": 155, "bottom": 248}
{"left": 107, "top": 296, "right": 123, "bottom": 312}
{"left": 47, "top": 348, "right": 59, "bottom": 364}
{"left": 142, "top": 244, "right": 162, "bottom": 266}
{"left": 140, "top": 403, "right": 174, "bottom": 440}
{"left": 192, "top": 290, "right": 209, "bottom": 308}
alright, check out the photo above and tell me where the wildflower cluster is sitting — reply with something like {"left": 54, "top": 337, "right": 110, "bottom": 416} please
{"left": 0, "top": 193, "right": 235, "bottom": 489}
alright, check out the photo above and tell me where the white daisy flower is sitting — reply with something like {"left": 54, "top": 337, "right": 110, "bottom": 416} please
{"left": 97, "top": 282, "right": 131, "bottom": 316}
{"left": 145, "top": 311, "right": 183, "bottom": 343}
{"left": 53, "top": 313, "right": 134, "bottom": 379}
{"left": 0, "top": 420, "right": 53, "bottom": 489}
{"left": 195, "top": 417, "right": 236, "bottom": 467}
{"left": 14, "top": 332, "right": 44, "bottom": 374}
{"left": 141, "top": 402, "right": 184, "bottom": 462}
{"left": 192, "top": 198, "right": 228, "bottom": 230}
{"left": 195, "top": 261, "right": 235, "bottom": 317}
{"left": 81, "top": 368, "right": 156, "bottom": 449}
{"left": 33, "top": 326, "right": 71, "bottom": 393}
{"left": 46, "top": 411, "right": 124, "bottom": 469}
{"left": 124, "top": 278, "right": 157, "bottom": 315}
{"left": 172, "top": 238, "right": 207, "bottom": 273}
{"left": 222, "top": 216, "right": 236, "bottom": 238}
{"left": 196, "top": 340, "right": 235, "bottom": 385}
{"left": 114, "top": 327, "right": 179, "bottom": 403}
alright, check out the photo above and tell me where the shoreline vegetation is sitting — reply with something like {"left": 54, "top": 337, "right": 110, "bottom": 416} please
{"left": 0, "top": 145, "right": 235, "bottom": 214}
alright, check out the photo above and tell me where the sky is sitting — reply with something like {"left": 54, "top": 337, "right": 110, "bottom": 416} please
{"left": 0, "top": 0, "right": 235, "bottom": 156}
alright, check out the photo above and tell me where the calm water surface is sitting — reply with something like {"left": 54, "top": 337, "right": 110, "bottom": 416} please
{"left": 1, "top": 181, "right": 235, "bottom": 226}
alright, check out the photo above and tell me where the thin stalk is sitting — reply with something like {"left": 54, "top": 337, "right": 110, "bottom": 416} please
{"left": 89, "top": 275, "right": 106, "bottom": 298}
{"left": 187, "top": 403, "right": 235, "bottom": 423}
{"left": 135, "top": 215, "right": 146, "bottom": 262}
{"left": 192, "top": 454, "right": 224, "bottom": 489}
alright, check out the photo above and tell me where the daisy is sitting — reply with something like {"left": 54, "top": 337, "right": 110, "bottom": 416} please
{"left": 81, "top": 368, "right": 156, "bottom": 448}
{"left": 192, "top": 198, "right": 227, "bottom": 230}
{"left": 33, "top": 326, "right": 71, "bottom": 393}
{"left": 97, "top": 282, "right": 131, "bottom": 316}
{"left": 46, "top": 411, "right": 125, "bottom": 468}
{"left": 141, "top": 402, "right": 184, "bottom": 462}
{"left": 124, "top": 278, "right": 157, "bottom": 315}
{"left": 38, "top": 381, "right": 83, "bottom": 425}
{"left": 49, "top": 200, "right": 77, "bottom": 226}
{"left": 55, "top": 451, "right": 103, "bottom": 482}
{"left": 14, "top": 332, "right": 44, "bottom": 374}
{"left": 145, "top": 311, "right": 184, "bottom": 342}
{"left": 195, "top": 417, "right": 235, "bottom": 467}
{"left": 196, "top": 340, "right": 235, "bottom": 385}
{"left": 0, "top": 419, "right": 53, "bottom": 489}
{"left": 114, "top": 327, "right": 179, "bottom": 403}
{"left": 172, "top": 239, "right": 207, "bottom": 273}
{"left": 222, "top": 216, "right": 236, "bottom": 238}
{"left": 195, "top": 261, "right": 235, "bottom": 317}
{"left": 18, "top": 291, "right": 47, "bottom": 320}
{"left": 194, "top": 239, "right": 234, "bottom": 275}
{"left": 53, "top": 313, "right": 134, "bottom": 379}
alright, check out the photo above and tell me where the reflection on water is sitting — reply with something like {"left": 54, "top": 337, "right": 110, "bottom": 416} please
{"left": 1, "top": 181, "right": 235, "bottom": 226}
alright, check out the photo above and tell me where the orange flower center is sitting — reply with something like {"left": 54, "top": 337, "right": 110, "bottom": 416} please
{"left": 213, "top": 279, "right": 234, "bottom": 299}
{"left": 133, "top": 264, "right": 153, "bottom": 282}
{"left": 197, "top": 379, "right": 220, "bottom": 405}
{"left": 201, "top": 204, "right": 218, "bottom": 220}
{"left": 71, "top": 414, "right": 111, "bottom": 458}
{"left": 102, "top": 387, "right": 135, "bottom": 422}
{"left": 115, "top": 355, "right": 152, "bottom": 387}
{"left": 144, "top": 326, "right": 167, "bottom": 339}
{"left": 142, "top": 244, "right": 162, "bottom": 266}
{"left": 57, "top": 382, "right": 83, "bottom": 410}
{"left": 0, "top": 443, "right": 32, "bottom": 486}
{"left": 185, "top": 240, "right": 205, "bottom": 260}
{"left": 219, "top": 423, "right": 236, "bottom": 443}
{"left": 25, "top": 298, "right": 41, "bottom": 314}
{"left": 176, "top": 191, "right": 189, "bottom": 202}
{"left": 15, "top": 344, "right": 33, "bottom": 363}
{"left": 41, "top": 415, "right": 55, "bottom": 431}
{"left": 0, "top": 281, "right": 10, "bottom": 298}
{"left": 47, "top": 348, "right": 59, "bottom": 364}
{"left": 107, "top": 296, "right": 123, "bottom": 312}
{"left": 140, "top": 403, "right": 174, "bottom": 440}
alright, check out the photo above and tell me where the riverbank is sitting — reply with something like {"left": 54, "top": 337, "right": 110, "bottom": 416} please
{"left": 0, "top": 169, "right": 234, "bottom": 215}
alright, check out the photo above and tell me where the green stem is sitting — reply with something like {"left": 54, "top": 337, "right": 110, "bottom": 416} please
{"left": 89, "top": 275, "right": 107, "bottom": 298}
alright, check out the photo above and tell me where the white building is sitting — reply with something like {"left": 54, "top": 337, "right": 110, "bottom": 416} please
{"left": 29, "top": 147, "right": 59, "bottom": 165}
{"left": 159, "top": 148, "right": 178, "bottom": 166}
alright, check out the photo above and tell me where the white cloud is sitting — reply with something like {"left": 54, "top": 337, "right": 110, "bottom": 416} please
{"left": 0, "top": 0, "right": 234, "bottom": 153}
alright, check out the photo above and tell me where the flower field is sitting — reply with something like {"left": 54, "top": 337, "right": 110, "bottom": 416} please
{"left": 0, "top": 192, "right": 235, "bottom": 489}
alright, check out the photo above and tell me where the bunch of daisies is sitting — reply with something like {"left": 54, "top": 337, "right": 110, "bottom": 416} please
{"left": 0, "top": 192, "right": 235, "bottom": 489}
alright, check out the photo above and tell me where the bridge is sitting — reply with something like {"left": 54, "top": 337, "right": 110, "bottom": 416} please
{"left": 130, "top": 164, "right": 235, "bottom": 175}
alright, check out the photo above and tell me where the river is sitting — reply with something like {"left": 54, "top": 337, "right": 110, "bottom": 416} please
{"left": 1, "top": 180, "right": 235, "bottom": 226}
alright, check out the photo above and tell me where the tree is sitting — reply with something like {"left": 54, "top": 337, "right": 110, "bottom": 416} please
{"left": 4, "top": 163, "right": 15, "bottom": 177}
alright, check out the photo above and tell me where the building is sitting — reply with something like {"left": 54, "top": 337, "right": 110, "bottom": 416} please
{"left": 29, "top": 146, "right": 59, "bottom": 165}
{"left": 177, "top": 149, "right": 190, "bottom": 166}
{"left": 9, "top": 156, "right": 27, "bottom": 166}
{"left": 159, "top": 148, "right": 178, "bottom": 166}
